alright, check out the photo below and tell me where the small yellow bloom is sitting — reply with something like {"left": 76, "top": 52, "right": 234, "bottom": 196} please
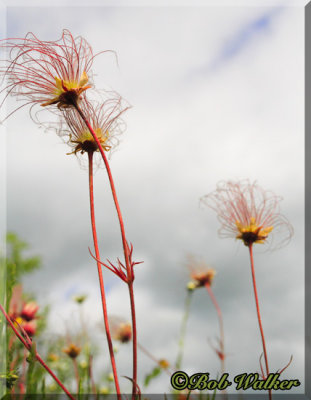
{"left": 158, "top": 359, "right": 170, "bottom": 369}
{"left": 235, "top": 217, "right": 274, "bottom": 246}
{"left": 69, "top": 128, "right": 110, "bottom": 155}
{"left": 186, "top": 281, "right": 196, "bottom": 291}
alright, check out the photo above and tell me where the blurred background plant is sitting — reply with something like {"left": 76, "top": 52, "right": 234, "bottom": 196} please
{"left": 0, "top": 233, "right": 127, "bottom": 395}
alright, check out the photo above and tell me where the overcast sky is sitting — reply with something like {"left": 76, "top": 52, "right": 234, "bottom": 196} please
{"left": 1, "top": 1, "right": 306, "bottom": 395}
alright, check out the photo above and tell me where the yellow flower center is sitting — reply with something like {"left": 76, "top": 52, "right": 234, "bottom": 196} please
{"left": 69, "top": 128, "right": 111, "bottom": 155}
{"left": 53, "top": 71, "right": 89, "bottom": 96}
{"left": 235, "top": 217, "right": 273, "bottom": 246}
{"left": 41, "top": 71, "right": 91, "bottom": 108}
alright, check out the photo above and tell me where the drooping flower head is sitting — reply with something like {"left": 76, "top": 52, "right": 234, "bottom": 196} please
{"left": 107, "top": 316, "right": 132, "bottom": 343}
{"left": 62, "top": 95, "right": 129, "bottom": 156}
{"left": 63, "top": 343, "right": 81, "bottom": 359}
{"left": 9, "top": 285, "right": 39, "bottom": 337}
{"left": 186, "top": 255, "right": 216, "bottom": 289}
{"left": 20, "top": 301, "right": 39, "bottom": 321}
{"left": 201, "top": 180, "right": 293, "bottom": 248}
{"left": 0, "top": 29, "right": 100, "bottom": 116}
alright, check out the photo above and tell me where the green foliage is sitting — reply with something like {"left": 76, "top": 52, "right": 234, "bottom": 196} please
{"left": 0, "top": 370, "right": 19, "bottom": 390}
{"left": 4, "top": 232, "right": 41, "bottom": 309}
{"left": 144, "top": 366, "right": 162, "bottom": 387}
{"left": 26, "top": 343, "right": 37, "bottom": 394}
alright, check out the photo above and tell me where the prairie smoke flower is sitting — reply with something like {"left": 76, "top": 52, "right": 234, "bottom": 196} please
{"left": 158, "top": 359, "right": 170, "bottom": 369}
{"left": 20, "top": 301, "right": 39, "bottom": 321}
{"left": 62, "top": 96, "right": 128, "bottom": 156}
{"left": 21, "top": 320, "right": 37, "bottom": 337}
{"left": 201, "top": 180, "right": 293, "bottom": 248}
{"left": 189, "top": 268, "right": 216, "bottom": 289}
{"left": 0, "top": 30, "right": 97, "bottom": 116}
{"left": 14, "top": 317, "right": 37, "bottom": 337}
{"left": 114, "top": 322, "right": 132, "bottom": 343}
{"left": 186, "top": 256, "right": 216, "bottom": 289}
{"left": 108, "top": 317, "right": 132, "bottom": 343}
{"left": 63, "top": 343, "right": 81, "bottom": 359}
{"left": 73, "top": 294, "right": 87, "bottom": 304}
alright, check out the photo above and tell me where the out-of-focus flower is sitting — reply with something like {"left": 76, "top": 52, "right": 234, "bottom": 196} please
{"left": 113, "top": 322, "right": 132, "bottom": 343}
{"left": 108, "top": 316, "right": 132, "bottom": 343}
{"left": 47, "top": 353, "right": 60, "bottom": 362}
{"left": 186, "top": 281, "right": 196, "bottom": 291}
{"left": 186, "top": 256, "right": 216, "bottom": 289}
{"left": 21, "top": 320, "right": 37, "bottom": 337}
{"left": 158, "top": 359, "right": 170, "bottom": 369}
{"left": 61, "top": 95, "right": 129, "bottom": 156}
{"left": 20, "top": 301, "right": 39, "bottom": 321}
{"left": 0, "top": 30, "right": 96, "bottom": 116}
{"left": 15, "top": 317, "right": 37, "bottom": 337}
{"left": 107, "top": 372, "right": 114, "bottom": 382}
{"left": 79, "top": 360, "right": 88, "bottom": 369}
{"left": 190, "top": 268, "right": 216, "bottom": 288}
{"left": 201, "top": 180, "right": 293, "bottom": 248}
{"left": 9, "top": 286, "right": 39, "bottom": 337}
{"left": 63, "top": 343, "right": 81, "bottom": 359}
{"left": 73, "top": 294, "right": 87, "bottom": 304}
{"left": 99, "top": 386, "right": 110, "bottom": 394}
{"left": 0, "top": 371, "right": 19, "bottom": 390}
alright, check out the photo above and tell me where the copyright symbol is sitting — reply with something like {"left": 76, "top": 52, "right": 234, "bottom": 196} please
{"left": 171, "top": 371, "right": 189, "bottom": 390}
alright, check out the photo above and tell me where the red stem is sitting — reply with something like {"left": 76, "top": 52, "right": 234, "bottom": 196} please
{"left": 0, "top": 303, "right": 75, "bottom": 400}
{"left": 204, "top": 283, "right": 225, "bottom": 376}
{"left": 76, "top": 104, "right": 138, "bottom": 398}
{"left": 248, "top": 244, "right": 272, "bottom": 400}
{"left": 88, "top": 151, "right": 121, "bottom": 398}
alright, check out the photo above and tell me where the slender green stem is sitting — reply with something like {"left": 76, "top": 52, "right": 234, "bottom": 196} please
{"left": 73, "top": 358, "right": 80, "bottom": 394}
{"left": 175, "top": 290, "right": 193, "bottom": 370}
{"left": 87, "top": 151, "right": 121, "bottom": 398}
{"left": 248, "top": 244, "right": 272, "bottom": 400}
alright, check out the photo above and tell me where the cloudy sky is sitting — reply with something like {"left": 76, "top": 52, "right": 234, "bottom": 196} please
{"left": 1, "top": 0, "right": 306, "bottom": 395}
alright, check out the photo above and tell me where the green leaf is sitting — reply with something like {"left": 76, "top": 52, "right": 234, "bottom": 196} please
{"left": 143, "top": 366, "right": 162, "bottom": 387}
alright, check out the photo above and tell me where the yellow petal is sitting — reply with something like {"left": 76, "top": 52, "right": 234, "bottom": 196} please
{"left": 261, "top": 226, "right": 273, "bottom": 235}
{"left": 79, "top": 71, "right": 89, "bottom": 87}
{"left": 41, "top": 97, "right": 59, "bottom": 107}
{"left": 54, "top": 76, "right": 63, "bottom": 89}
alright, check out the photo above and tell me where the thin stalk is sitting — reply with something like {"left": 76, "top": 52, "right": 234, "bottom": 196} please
{"left": 204, "top": 283, "right": 225, "bottom": 375}
{"left": 73, "top": 358, "right": 80, "bottom": 394}
{"left": 0, "top": 303, "right": 75, "bottom": 400}
{"left": 138, "top": 342, "right": 172, "bottom": 376}
{"left": 128, "top": 281, "right": 138, "bottom": 397}
{"left": 21, "top": 347, "right": 27, "bottom": 393}
{"left": 88, "top": 354, "right": 97, "bottom": 395}
{"left": 87, "top": 151, "right": 121, "bottom": 398}
{"left": 175, "top": 290, "right": 193, "bottom": 370}
{"left": 248, "top": 244, "right": 272, "bottom": 400}
{"left": 76, "top": 104, "right": 137, "bottom": 398}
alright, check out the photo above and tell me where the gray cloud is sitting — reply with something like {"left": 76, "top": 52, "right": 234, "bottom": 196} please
{"left": 4, "top": 4, "right": 304, "bottom": 394}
